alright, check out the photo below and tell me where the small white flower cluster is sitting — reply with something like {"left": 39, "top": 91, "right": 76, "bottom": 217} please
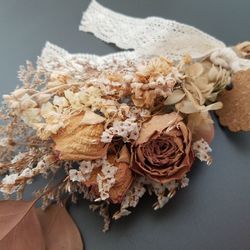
{"left": 113, "top": 178, "right": 146, "bottom": 220}
{"left": 89, "top": 203, "right": 110, "bottom": 232}
{"left": 10, "top": 152, "right": 28, "bottom": 164}
{"left": 180, "top": 176, "right": 189, "bottom": 188}
{"left": 101, "top": 118, "right": 140, "bottom": 143}
{"left": 192, "top": 138, "right": 212, "bottom": 165}
{"left": 150, "top": 180, "right": 178, "bottom": 210}
{"left": 69, "top": 159, "right": 103, "bottom": 182}
{"left": 69, "top": 169, "right": 84, "bottom": 182}
{"left": 0, "top": 154, "right": 59, "bottom": 194}
{"left": 68, "top": 159, "right": 118, "bottom": 201}
{"left": 96, "top": 160, "right": 118, "bottom": 201}
{"left": 1, "top": 168, "right": 33, "bottom": 194}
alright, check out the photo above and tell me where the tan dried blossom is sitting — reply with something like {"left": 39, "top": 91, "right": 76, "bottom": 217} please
{"left": 130, "top": 57, "right": 179, "bottom": 109}
{"left": 175, "top": 61, "right": 230, "bottom": 113}
{"left": 136, "top": 57, "right": 173, "bottom": 81}
{"left": 52, "top": 113, "right": 108, "bottom": 161}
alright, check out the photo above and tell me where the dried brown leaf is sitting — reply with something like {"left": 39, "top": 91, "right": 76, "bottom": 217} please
{"left": 36, "top": 203, "right": 84, "bottom": 250}
{"left": 0, "top": 200, "right": 45, "bottom": 250}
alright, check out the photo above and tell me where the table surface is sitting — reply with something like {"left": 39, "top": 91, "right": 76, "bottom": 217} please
{"left": 0, "top": 1, "right": 250, "bottom": 250}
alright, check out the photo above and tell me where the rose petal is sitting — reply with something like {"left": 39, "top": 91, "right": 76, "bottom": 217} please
{"left": 136, "top": 113, "right": 182, "bottom": 144}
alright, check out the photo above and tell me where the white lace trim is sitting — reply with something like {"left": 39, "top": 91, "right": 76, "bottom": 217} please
{"left": 38, "top": 0, "right": 250, "bottom": 74}
{"left": 79, "top": 0, "right": 225, "bottom": 60}
{"left": 39, "top": 42, "right": 143, "bottom": 75}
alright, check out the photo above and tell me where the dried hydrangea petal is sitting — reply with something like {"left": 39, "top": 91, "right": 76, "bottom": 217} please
{"left": 216, "top": 69, "right": 250, "bottom": 132}
{"left": 164, "top": 89, "right": 185, "bottom": 105}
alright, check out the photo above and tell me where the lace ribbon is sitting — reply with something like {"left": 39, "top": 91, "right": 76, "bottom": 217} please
{"left": 40, "top": 0, "right": 250, "bottom": 73}
{"left": 79, "top": 0, "right": 250, "bottom": 72}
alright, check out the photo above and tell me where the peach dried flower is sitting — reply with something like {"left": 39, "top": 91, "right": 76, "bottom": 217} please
{"left": 52, "top": 114, "right": 108, "bottom": 160}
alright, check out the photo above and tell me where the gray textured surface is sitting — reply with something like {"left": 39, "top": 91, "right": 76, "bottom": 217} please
{"left": 0, "top": 0, "right": 250, "bottom": 249}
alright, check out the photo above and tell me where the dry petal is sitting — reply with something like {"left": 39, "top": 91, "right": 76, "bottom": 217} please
{"left": 136, "top": 113, "right": 182, "bottom": 144}
{"left": 187, "top": 112, "right": 214, "bottom": 144}
{"left": 164, "top": 89, "right": 185, "bottom": 105}
{"left": 84, "top": 152, "right": 133, "bottom": 204}
{"left": 216, "top": 69, "right": 250, "bottom": 131}
{"left": 185, "top": 62, "right": 204, "bottom": 78}
{"left": 52, "top": 114, "right": 108, "bottom": 160}
{"left": 80, "top": 110, "right": 106, "bottom": 125}
{"left": 117, "top": 145, "right": 131, "bottom": 164}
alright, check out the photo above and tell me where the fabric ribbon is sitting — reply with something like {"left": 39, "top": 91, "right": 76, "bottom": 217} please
{"left": 79, "top": 0, "right": 250, "bottom": 72}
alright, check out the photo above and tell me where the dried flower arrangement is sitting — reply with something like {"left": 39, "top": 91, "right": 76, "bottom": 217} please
{"left": 0, "top": 1, "right": 250, "bottom": 249}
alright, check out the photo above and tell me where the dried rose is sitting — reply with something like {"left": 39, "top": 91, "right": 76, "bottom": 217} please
{"left": 52, "top": 113, "right": 108, "bottom": 160}
{"left": 84, "top": 145, "right": 133, "bottom": 204}
{"left": 131, "top": 113, "right": 194, "bottom": 183}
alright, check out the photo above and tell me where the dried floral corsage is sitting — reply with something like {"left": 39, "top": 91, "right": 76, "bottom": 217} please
{"left": 0, "top": 1, "right": 250, "bottom": 248}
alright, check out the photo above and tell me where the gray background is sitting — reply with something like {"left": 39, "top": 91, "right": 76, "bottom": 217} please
{"left": 0, "top": 0, "right": 250, "bottom": 249}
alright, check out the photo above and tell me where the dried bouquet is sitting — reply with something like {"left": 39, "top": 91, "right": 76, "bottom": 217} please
{"left": 0, "top": 1, "right": 250, "bottom": 249}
